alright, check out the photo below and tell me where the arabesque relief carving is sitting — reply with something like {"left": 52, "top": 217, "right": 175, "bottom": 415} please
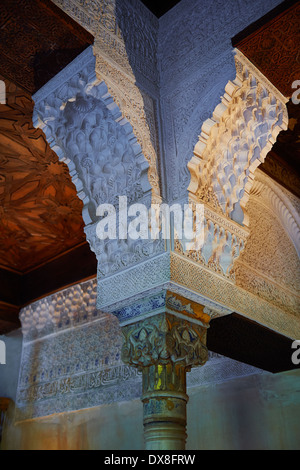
{"left": 189, "top": 49, "right": 289, "bottom": 227}
{"left": 33, "top": 47, "right": 166, "bottom": 279}
{"left": 174, "top": 205, "right": 248, "bottom": 280}
{"left": 33, "top": 49, "right": 152, "bottom": 225}
{"left": 122, "top": 313, "right": 209, "bottom": 370}
{"left": 51, "top": 0, "right": 161, "bottom": 202}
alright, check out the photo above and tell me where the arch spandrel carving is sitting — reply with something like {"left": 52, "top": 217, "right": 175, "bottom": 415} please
{"left": 49, "top": 0, "right": 162, "bottom": 203}
{"left": 188, "top": 49, "right": 289, "bottom": 228}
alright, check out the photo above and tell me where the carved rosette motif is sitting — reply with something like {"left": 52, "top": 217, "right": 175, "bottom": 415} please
{"left": 189, "top": 49, "right": 289, "bottom": 228}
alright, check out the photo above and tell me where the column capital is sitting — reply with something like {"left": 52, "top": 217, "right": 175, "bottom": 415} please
{"left": 121, "top": 312, "right": 209, "bottom": 370}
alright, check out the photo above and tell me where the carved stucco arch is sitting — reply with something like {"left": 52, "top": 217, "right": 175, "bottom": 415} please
{"left": 33, "top": 46, "right": 165, "bottom": 282}
{"left": 250, "top": 171, "right": 300, "bottom": 258}
{"left": 234, "top": 170, "right": 300, "bottom": 318}
{"left": 188, "top": 50, "right": 289, "bottom": 228}
{"left": 33, "top": 47, "right": 152, "bottom": 228}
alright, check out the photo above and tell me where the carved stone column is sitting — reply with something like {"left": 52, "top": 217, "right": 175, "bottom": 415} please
{"left": 121, "top": 312, "right": 209, "bottom": 450}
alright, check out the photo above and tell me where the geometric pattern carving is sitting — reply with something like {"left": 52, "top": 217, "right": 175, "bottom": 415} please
{"left": 188, "top": 50, "right": 288, "bottom": 227}
{"left": 158, "top": 0, "right": 284, "bottom": 205}
{"left": 16, "top": 278, "right": 140, "bottom": 421}
{"left": 169, "top": 252, "right": 300, "bottom": 339}
{"left": 94, "top": 54, "right": 161, "bottom": 202}
{"left": 15, "top": 277, "right": 264, "bottom": 423}
{"left": 19, "top": 278, "right": 98, "bottom": 342}
{"left": 25, "top": 0, "right": 299, "bottom": 345}
{"left": 33, "top": 47, "right": 160, "bottom": 281}
{"left": 16, "top": 317, "right": 141, "bottom": 422}
{"left": 51, "top": 0, "right": 161, "bottom": 201}
{"left": 0, "top": 0, "right": 93, "bottom": 94}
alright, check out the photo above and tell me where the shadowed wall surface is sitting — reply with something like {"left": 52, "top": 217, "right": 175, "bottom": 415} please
{"left": 2, "top": 369, "right": 300, "bottom": 450}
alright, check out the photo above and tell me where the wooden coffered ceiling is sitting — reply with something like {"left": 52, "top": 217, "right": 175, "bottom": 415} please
{"left": 0, "top": 0, "right": 96, "bottom": 334}
{"left": 0, "top": 0, "right": 94, "bottom": 94}
{"left": 0, "top": 0, "right": 299, "bottom": 368}
{"left": 0, "top": 77, "right": 85, "bottom": 273}
{"left": 261, "top": 99, "right": 300, "bottom": 198}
